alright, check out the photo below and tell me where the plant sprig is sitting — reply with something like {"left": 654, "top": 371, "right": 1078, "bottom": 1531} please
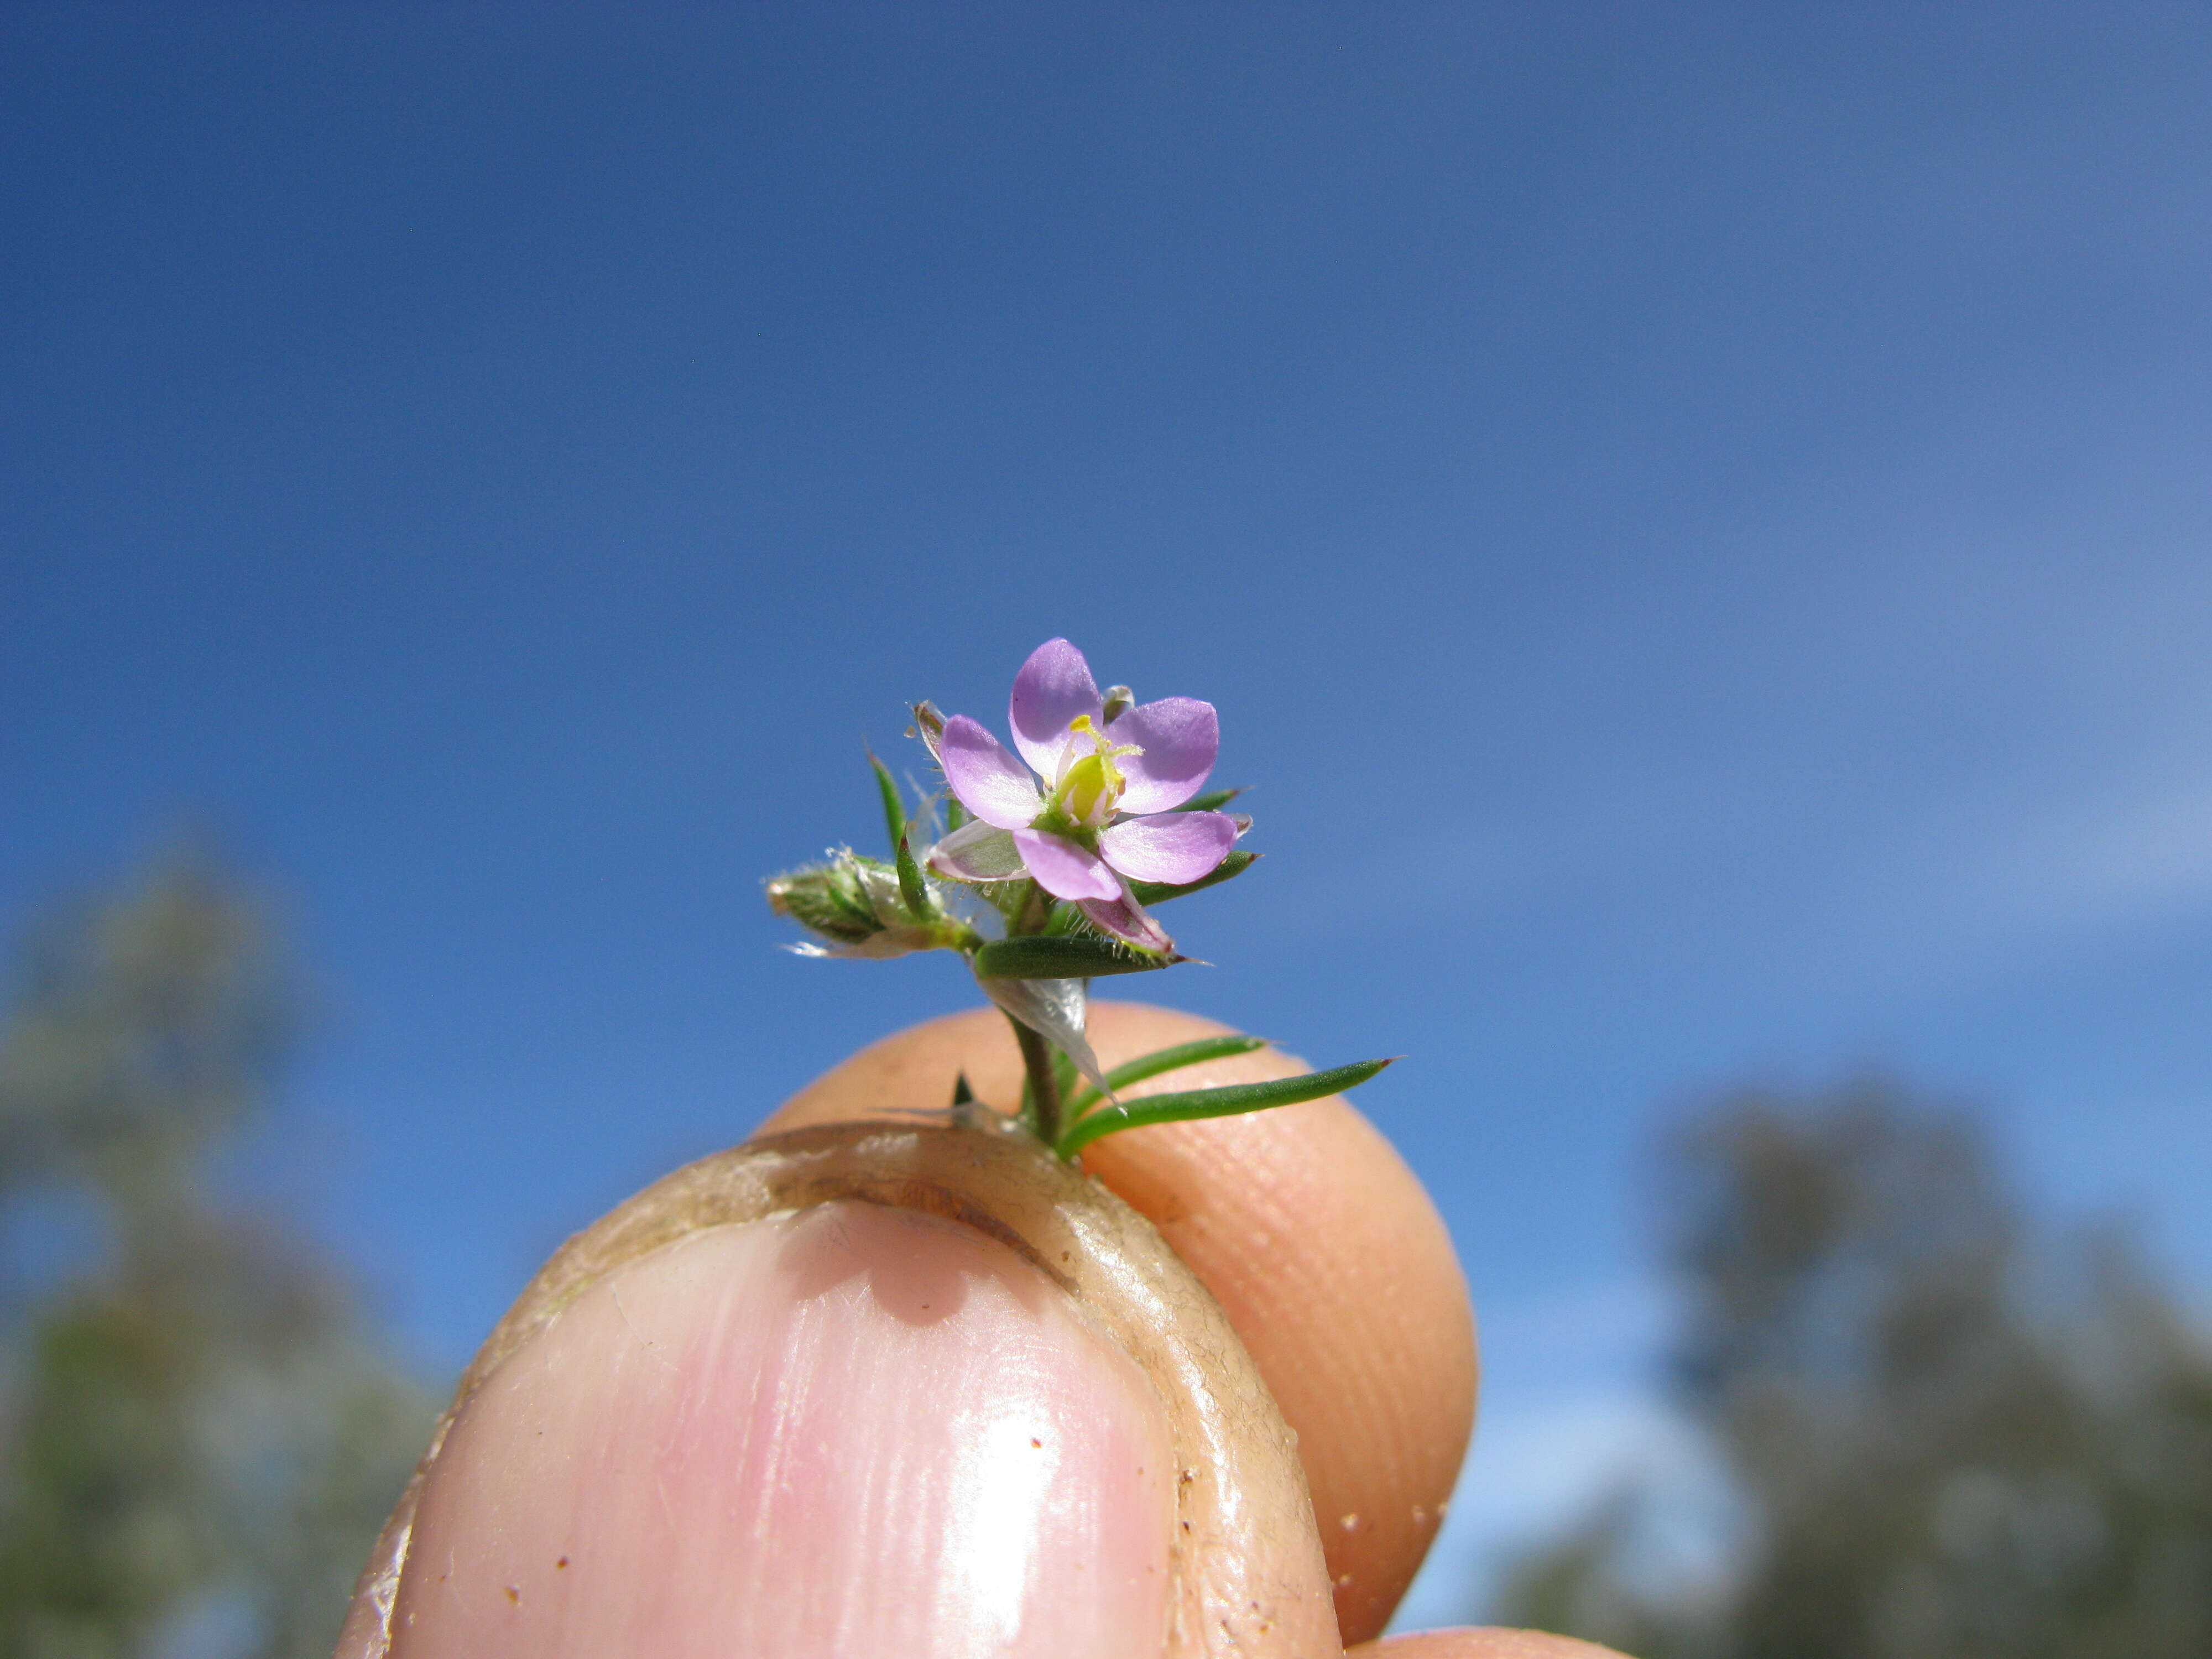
{"left": 767, "top": 639, "right": 1396, "bottom": 1157}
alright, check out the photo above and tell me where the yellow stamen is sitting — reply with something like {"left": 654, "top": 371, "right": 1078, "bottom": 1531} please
{"left": 1050, "top": 713, "right": 1144, "bottom": 826}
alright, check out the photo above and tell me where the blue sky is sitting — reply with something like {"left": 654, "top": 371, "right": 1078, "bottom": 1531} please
{"left": 7, "top": 4, "right": 2211, "bottom": 1626}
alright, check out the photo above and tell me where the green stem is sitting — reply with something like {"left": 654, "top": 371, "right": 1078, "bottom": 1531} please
{"left": 1009, "top": 889, "right": 1066, "bottom": 1150}
{"left": 1009, "top": 1014, "right": 1063, "bottom": 1147}
{"left": 1003, "top": 879, "right": 1066, "bottom": 1144}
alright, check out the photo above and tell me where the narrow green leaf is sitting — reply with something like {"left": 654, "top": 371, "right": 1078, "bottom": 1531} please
{"left": 1056, "top": 1058, "right": 1396, "bottom": 1159}
{"left": 1173, "top": 787, "right": 1245, "bottom": 814}
{"left": 950, "top": 1070, "right": 975, "bottom": 1107}
{"left": 1126, "top": 850, "right": 1259, "bottom": 906}
{"left": 1063, "top": 1034, "right": 1269, "bottom": 1117}
{"left": 867, "top": 749, "right": 906, "bottom": 854}
{"left": 894, "top": 826, "right": 931, "bottom": 919}
{"left": 973, "top": 936, "right": 1172, "bottom": 979}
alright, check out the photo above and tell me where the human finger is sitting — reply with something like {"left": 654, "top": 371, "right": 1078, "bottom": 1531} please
{"left": 337, "top": 1124, "right": 1338, "bottom": 1657}
{"left": 758, "top": 999, "right": 1479, "bottom": 1645}
{"left": 1349, "top": 1631, "right": 1631, "bottom": 1658}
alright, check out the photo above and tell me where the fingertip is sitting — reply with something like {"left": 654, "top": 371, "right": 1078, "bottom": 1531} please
{"left": 1073, "top": 1015, "right": 1475, "bottom": 1645}
{"left": 1351, "top": 1629, "right": 1637, "bottom": 1658}
{"left": 759, "top": 1000, "right": 1479, "bottom": 1645}
{"left": 374, "top": 1204, "right": 1178, "bottom": 1657}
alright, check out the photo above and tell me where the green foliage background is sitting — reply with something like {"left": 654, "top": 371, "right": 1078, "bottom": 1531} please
{"left": 7, "top": 854, "right": 2209, "bottom": 1659}
{"left": 0, "top": 859, "right": 436, "bottom": 1659}
{"left": 1498, "top": 1083, "right": 2212, "bottom": 1659}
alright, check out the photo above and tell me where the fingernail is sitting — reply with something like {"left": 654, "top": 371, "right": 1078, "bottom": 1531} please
{"left": 383, "top": 1201, "right": 1176, "bottom": 1658}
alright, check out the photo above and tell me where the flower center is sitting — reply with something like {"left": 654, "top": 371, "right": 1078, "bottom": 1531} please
{"left": 1047, "top": 713, "right": 1142, "bottom": 829}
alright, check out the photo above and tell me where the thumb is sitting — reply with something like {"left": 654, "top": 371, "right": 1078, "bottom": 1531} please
{"left": 336, "top": 1125, "right": 1339, "bottom": 1658}
{"left": 352, "top": 1200, "right": 1172, "bottom": 1656}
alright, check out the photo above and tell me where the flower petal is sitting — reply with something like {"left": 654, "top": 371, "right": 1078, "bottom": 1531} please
{"left": 1008, "top": 638, "right": 1104, "bottom": 781}
{"left": 1104, "top": 697, "right": 1218, "bottom": 813}
{"left": 1098, "top": 810, "right": 1238, "bottom": 886}
{"left": 1076, "top": 880, "right": 1176, "bottom": 956}
{"left": 926, "top": 820, "right": 1028, "bottom": 884}
{"left": 1011, "top": 827, "right": 1119, "bottom": 901}
{"left": 940, "top": 714, "right": 1043, "bottom": 830}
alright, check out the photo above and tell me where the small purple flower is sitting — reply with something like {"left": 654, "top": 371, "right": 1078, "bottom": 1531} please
{"left": 926, "top": 639, "right": 1242, "bottom": 953}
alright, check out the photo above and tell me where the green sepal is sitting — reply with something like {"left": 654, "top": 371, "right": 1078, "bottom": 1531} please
{"left": 993, "top": 876, "right": 1046, "bottom": 928}
{"left": 973, "top": 936, "right": 1173, "bottom": 979}
{"left": 868, "top": 749, "right": 906, "bottom": 855}
{"left": 1055, "top": 1058, "right": 1396, "bottom": 1159}
{"left": 1041, "top": 901, "right": 1081, "bottom": 937}
{"left": 894, "top": 825, "right": 931, "bottom": 920}
{"left": 1173, "top": 787, "right": 1245, "bottom": 814}
{"left": 1126, "top": 850, "right": 1259, "bottom": 906}
{"left": 1063, "top": 1034, "right": 1269, "bottom": 1118}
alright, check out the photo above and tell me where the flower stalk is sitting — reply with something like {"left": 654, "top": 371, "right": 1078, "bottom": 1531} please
{"left": 1008, "top": 1015, "right": 1065, "bottom": 1145}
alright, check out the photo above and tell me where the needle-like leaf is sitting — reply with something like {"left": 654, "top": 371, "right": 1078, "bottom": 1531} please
{"left": 973, "top": 936, "right": 1173, "bottom": 979}
{"left": 1126, "top": 850, "right": 1259, "bottom": 906}
{"left": 1056, "top": 1058, "right": 1396, "bottom": 1159}
{"left": 1062, "top": 1034, "right": 1269, "bottom": 1117}
{"left": 1172, "top": 787, "right": 1245, "bottom": 814}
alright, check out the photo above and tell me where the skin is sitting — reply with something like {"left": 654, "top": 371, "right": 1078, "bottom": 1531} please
{"left": 338, "top": 1000, "right": 1630, "bottom": 1659}
{"left": 762, "top": 1001, "right": 1621, "bottom": 1658}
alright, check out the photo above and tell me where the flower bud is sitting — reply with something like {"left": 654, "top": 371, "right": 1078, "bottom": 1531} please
{"left": 765, "top": 853, "right": 891, "bottom": 946}
{"left": 769, "top": 849, "right": 976, "bottom": 959}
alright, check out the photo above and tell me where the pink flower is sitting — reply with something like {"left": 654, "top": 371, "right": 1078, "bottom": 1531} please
{"left": 926, "top": 639, "right": 1241, "bottom": 954}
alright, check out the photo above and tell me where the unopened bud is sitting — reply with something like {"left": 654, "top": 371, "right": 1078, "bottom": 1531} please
{"left": 766, "top": 853, "right": 884, "bottom": 946}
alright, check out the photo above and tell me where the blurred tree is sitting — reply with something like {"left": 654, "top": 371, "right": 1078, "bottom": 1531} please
{"left": 1496, "top": 1079, "right": 2212, "bottom": 1659}
{"left": 0, "top": 856, "right": 437, "bottom": 1658}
